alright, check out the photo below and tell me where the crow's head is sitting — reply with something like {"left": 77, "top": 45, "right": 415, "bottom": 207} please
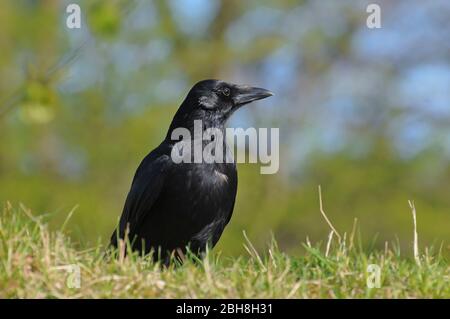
{"left": 193, "top": 79, "right": 273, "bottom": 120}
{"left": 171, "top": 80, "right": 273, "bottom": 129}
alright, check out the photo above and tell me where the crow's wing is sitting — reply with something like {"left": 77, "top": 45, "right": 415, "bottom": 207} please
{"left": 111, "top": 150, "right": 171, "bottom": 245}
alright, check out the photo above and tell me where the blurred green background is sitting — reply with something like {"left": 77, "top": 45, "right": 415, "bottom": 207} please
{"left": 1, "top": 0, "right": 449, "bottom": 257}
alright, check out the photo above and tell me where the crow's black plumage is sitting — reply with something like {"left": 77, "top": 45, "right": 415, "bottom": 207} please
{"left": 110, "top": 79, "right": 273, "bottom": 263}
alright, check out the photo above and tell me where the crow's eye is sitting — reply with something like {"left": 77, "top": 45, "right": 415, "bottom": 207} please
{"left": 222, "top": 87, "right": 230, "bottom": 97}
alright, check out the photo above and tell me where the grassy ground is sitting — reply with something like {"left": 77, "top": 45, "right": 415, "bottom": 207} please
{"left": 0, "top": 202, "right": 448, "bottom": 298}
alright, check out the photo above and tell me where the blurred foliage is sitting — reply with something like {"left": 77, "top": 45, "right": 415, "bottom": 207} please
{"left": 0, "top": 0, "right": 449, "bottom": 257}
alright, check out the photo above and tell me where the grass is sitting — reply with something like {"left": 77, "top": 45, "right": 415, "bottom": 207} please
{"left": 0, "top": 202, "right": 448, "bottom": 298}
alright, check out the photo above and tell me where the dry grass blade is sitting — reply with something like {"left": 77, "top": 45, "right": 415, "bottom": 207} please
{"left": 60, "top": 205, "right": 78, "bottom": 232}
{"left": 348, "top": 218, "right": 358, "bottom": 251}
{"left": 243, "top": 230, "right": 266, "bottom": 271}
{"left": 325, "top": 231, "right": 334, "bottom": 257}
{"left": 318, "top": 185, "right": 342, "bottom": 242}
{"left": 408, "top": 200, "right": 421, "bottom": 266}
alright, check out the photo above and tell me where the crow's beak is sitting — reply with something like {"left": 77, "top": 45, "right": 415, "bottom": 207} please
{"left": 233, "top": 86, "right": 274, "bottom": 106}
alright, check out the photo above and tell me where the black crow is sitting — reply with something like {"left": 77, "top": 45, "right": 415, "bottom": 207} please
{"left": 110, "top": 79, "right": 273, "bottom": 263}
